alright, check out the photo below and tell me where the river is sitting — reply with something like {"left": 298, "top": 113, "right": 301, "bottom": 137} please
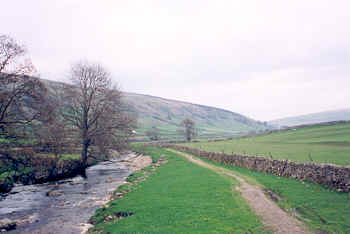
{"left": 0, "top": 152, "right": 137, "bottom": 233}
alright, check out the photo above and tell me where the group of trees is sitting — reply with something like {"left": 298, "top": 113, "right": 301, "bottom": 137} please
{"left": 0, "top": 34, "right": 136, "bottom": 176}
{"left": 1, "top": 33, "right": 198, "bottom": 183}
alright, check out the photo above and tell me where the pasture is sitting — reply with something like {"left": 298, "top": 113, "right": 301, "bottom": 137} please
{"left": 183, "top": 122, "right": 350, "bottom": 165}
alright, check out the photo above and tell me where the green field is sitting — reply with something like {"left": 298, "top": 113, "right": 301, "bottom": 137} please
{"left": 89, "top": 147, "right": 268, "bottom": 233}
{"left": 183, "top": 122, "right": 350, "bottom": 165}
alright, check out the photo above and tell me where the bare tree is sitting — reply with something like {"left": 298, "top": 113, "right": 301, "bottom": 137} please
{"left": 0, "top": 35, "right": 54, "bottom": 191}
{"left": 62, "top": 61, "right": 135, "bottom": 167}
{"left": 0, "top": 34, "right": 52, "bottom": 137}
{"left": 179, "top": 118, "right": 197, "bottom": 142}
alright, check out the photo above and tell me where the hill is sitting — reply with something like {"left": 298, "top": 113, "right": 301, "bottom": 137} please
{"left": 41, "top": 79, "right": 270, "bottom": 140}
{"left": 123, "top": 93, "right": 270, "bottom": 139}
{"left": 269, "top": 108, "right": 350, "bottom": 127}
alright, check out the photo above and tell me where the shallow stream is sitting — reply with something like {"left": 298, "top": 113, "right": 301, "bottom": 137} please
{"left": 0, "top": 152, "right": 135, "bottom": 233}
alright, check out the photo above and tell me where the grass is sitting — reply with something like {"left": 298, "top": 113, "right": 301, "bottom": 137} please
{"left": 89, "top": 146, "right": 268, "bottom": 234}
{"left": 183, "top": 122, "right": 350, "bottom": 165}
{"left": 0, "top": 171, "right": 14, "bottom": 179}
{"left": 181, "top": 150, "right": 350, "bottom": 233}
{"left": 125, "top": 171, "right": 145, "bottom": 183}
{"left": 58, "top": 154, "right": 80, "bottom": 160}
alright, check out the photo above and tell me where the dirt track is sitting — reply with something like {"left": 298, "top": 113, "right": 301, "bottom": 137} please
{"left": 168, "top": 149, "right": 310, "bottom": 234}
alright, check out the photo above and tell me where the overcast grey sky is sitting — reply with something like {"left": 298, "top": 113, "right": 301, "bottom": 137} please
{"left": 1, "top": 0, "right": 350, "bottom": 121}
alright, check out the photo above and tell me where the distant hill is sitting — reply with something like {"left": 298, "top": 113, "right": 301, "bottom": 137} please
{"left": 269, "top": 109, "right": 350, "bottom": 127}
{"left": 123, "top": 93, "right": 270, "bottom": 139}
{"left": 41, "top": 79, "right": 271, "bottom": 140}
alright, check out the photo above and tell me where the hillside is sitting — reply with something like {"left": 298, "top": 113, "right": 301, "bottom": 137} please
{"left": 41, "top": 79, "right": 270, "bottom": 140}
{"left": 123, "top": 93, "right": 270, "bottom": 139}
{"left": 269, "top": 108, "right": 350, "bottom": 127}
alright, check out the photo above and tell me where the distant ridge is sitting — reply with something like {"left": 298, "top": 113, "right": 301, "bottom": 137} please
{"left": 269, "top": 108, "right": 350, "bottom": 127}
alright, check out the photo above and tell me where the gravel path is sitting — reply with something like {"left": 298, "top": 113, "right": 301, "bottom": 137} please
{"left": 169, "top": 149, "right": 310, "bottom": 234}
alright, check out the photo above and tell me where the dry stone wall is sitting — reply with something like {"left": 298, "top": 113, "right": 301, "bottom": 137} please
{"left": 154, "top": 144, "right": 350, "bottom": 193}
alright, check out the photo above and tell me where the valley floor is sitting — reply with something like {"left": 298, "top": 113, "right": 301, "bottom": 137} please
{"left": 90, "top": 146, "right": 350, "bottom": 234}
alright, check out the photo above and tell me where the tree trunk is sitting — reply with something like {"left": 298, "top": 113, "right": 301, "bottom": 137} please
{"left": 81, "top": 138, "right": 90, "bottom": 168}
{"left": 81, "top": 109, "right": 89, "bottom": 168}
{"left": 186, "top": 129, "right": 191, "bottom": 142}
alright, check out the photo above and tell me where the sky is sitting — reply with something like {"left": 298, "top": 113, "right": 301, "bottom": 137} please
{"left": 1, "top": 0, "right": 350, "bottom": 121}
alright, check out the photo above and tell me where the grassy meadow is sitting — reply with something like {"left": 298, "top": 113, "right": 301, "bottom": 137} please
{"left": 183, "top": 122, "right": 350, "bottom": 165}
{"left": 89, "top": 146, "right": 268, "bottom": 234}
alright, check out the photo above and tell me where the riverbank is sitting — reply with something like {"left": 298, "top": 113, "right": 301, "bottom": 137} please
{"left": 0, "top": 154, "right": 85, "bottom": 194}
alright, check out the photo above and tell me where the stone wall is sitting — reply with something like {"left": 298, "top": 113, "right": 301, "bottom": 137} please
{"left": 154, "top": 144, "right": 350, "bottom": 193}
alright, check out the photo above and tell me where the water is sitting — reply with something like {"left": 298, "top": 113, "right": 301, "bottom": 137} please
{"left": 0, "top": 152, "right": 135, "bottom": 233}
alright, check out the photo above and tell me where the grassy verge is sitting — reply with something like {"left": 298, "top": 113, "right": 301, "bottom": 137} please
{"left": 181, "top": 149, "right": 350, "bottom": 233}
{"left": 89, "top": 146, "right": 269, "bottom": 234}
